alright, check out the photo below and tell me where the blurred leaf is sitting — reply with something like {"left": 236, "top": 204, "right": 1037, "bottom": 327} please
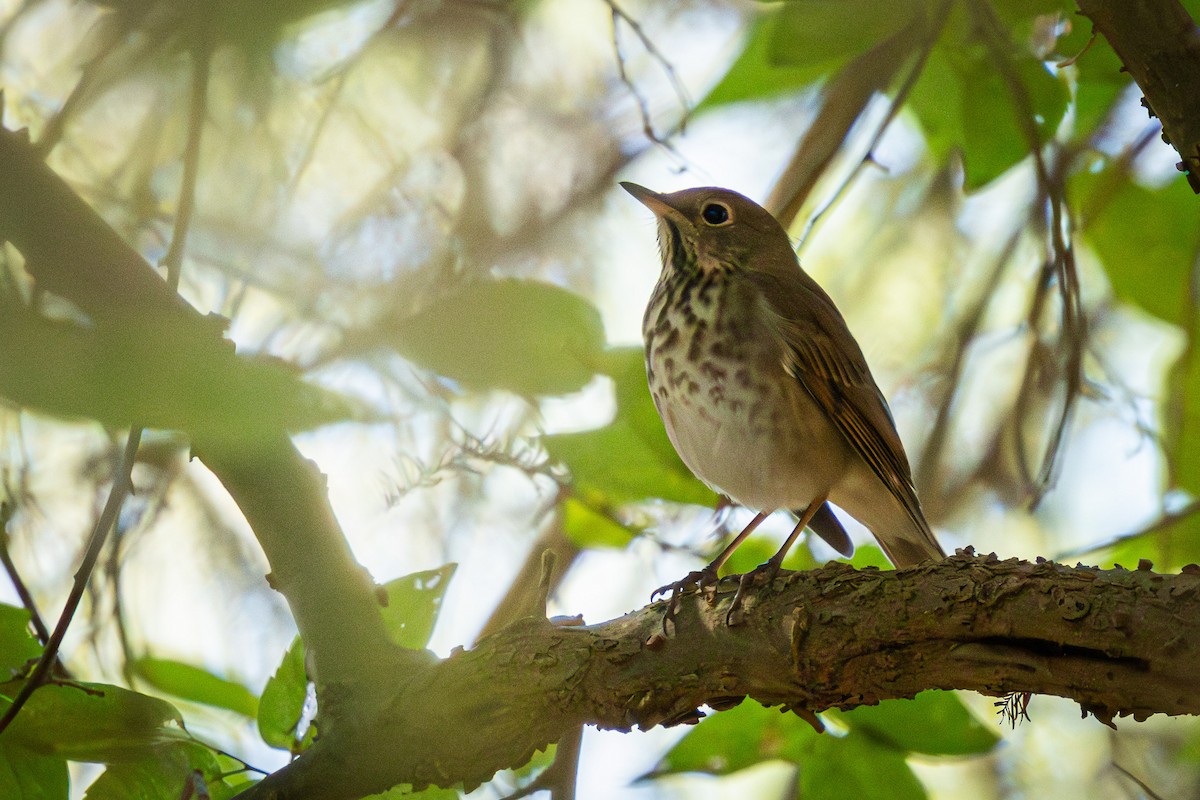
{"left": 257, "top": 637, "right": 308, "bottom": 751}
{"left": 0, "top": 604, "right": 42, "bottom": 679}
{"left": 906, "top": 45, "right": 964, "bottom": 164}
{"left": 212, "top": 0, "right": 363, "bottom": 50}
{"left": 798, "top": 732, "right": 926, "bottom": 800}
{"left": 0, "top": 737, "right": 67, "bottom": 800}
{"left": 545, "top": 348, "right": 716, "bottom": 507}
{"left": 82, "top": 741, "right": 228, "bottom": 800}
{"left": 701, "top": 1, "right": 920, "bottom": 110}
{"left": 838, "top": 692, "right": 999, "bottom": 755}
{"left": 86, "top": 0, "right": 366, "bottom": 59}
{"left": 3, "top": 682, "right": 186, "bottom": 762}
{"left": 991, "top": 0, "right": 1073, "bottom": 19}
{"left": 0, "top": 304, "right": 361, "bottom": 447}
{"left": 910, "top": 39, "right": 1068, "bottom": 188}
{"left": 1080, "top": 176, "right": 1200, "bottom": 327}
{"left": 561, "top": 498, "right": 634, "bottom": 549}
{"left": 700, "top": 14, "right": 826, "bottom": 110}
{"left": 1094, "top": 514, "right": 1200, "bottom": 572}
{"left": 1176, "top": 349, "right": 1200, "bottom": 495}
{"left": 544, "top": 422, "right": 715, "bottom": 508}
{"left": 961, "top": 57, "right": 1067, "bottom": 188}
{"left": 1057, "top": 14, "right": 1128, "bottom": 138}
{"left": 547, "top": 424, "right": 710, "bottom": 506}
{"left": 715, "top": 532, "right": 768, "bottom": 574}
{"left": 389, "top": 279, "right": 605, "bottom": 397}
{"left": 848, "top": 544, "right": 892, "bottom": 570}
{"left": 132, "top": 657, "right": 258, "bottom": 718}
{"left": 645, "top": 700, "right": 817, "bottom": 778}
{"left": 600, "top": 347, "right": 679, "bottom": 461}
{"left": 380, "top": 564, "right": 456, "bottom": 651}
{"left": 769, "top": 0, "right": 921, "bottom": 69}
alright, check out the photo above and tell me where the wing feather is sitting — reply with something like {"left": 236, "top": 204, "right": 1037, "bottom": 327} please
{"left": 746, "top": 269, "right": 932, "bottom": 540}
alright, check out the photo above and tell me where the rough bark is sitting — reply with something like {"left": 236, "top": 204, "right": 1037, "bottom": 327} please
{"left": 240, "top": 552, "right": 1200, "bottom": 799}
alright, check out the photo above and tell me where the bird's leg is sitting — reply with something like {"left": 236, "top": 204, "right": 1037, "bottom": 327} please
{"left": 726, "top": 496, "right": 826, "bottom": 625}
{"left": 652, "top": 511, "right": 769, "bottom": 633}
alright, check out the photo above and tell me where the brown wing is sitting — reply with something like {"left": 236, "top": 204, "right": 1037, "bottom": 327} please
{"left": 744, "top": 269, "right": 932, "bottom": 541}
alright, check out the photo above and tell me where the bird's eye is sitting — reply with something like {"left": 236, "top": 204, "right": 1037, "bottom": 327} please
{"left": 701, "top": 203, "right": 731, "bottom": 226}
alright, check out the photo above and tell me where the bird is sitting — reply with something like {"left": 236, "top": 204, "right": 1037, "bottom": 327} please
{"left": 620, "top": 181, "right": 945, "bottom": 624}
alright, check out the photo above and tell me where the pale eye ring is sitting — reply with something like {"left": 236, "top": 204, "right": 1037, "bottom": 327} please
{"left": 701, "top": 202, "right": 732, "bottom": 226}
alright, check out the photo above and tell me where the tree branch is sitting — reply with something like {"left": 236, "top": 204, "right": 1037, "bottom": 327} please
{"left": 0, "top": 121, "right": 414, "bottom": 686}
{"left": 1075, "top": 0, "right": 1200, "bottom": 192}
{"left": 237, "top": 551, "right": 1200, "bottom": 799}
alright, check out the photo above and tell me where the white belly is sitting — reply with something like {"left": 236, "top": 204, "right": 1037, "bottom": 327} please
{"left": 650, "top": 350, "right": 848, "bottom": 512}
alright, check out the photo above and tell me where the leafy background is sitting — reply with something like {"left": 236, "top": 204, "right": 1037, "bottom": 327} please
{"left": 1, "top": 0, "right": 1198, "bottom": 797}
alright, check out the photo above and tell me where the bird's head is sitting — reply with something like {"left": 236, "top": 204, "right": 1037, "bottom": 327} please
{"left": 620, "top": 182, "right": 795, "bottom": 277}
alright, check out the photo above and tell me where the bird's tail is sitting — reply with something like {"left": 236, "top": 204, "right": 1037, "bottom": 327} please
{"left": 878, "top": 508, "right": 945, "bottom": 568}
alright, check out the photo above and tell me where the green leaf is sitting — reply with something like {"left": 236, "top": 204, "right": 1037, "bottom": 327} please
{"left": 0, "top": 605, "right": 42, "bottom": 679}
{"left": 545, "top": 422, "right": 715, "bottom": 508}
{"left": 910, "top": 38, "right": 1068, "bottom": 188}
{"left": 962, "top": 58, "right": 1067, "bottom": 188}
{"left": 0, "top": 304, "right": 362, "bottom": 448}
{"left": 257, "top": 638, "right": 308, "bottom": 751}
{"left": 82, "top": 742, "right": 222, "bottom": 800}
{"left": 131, "top": 657, "right": 258, "bottom": 718}
{"left": 1094, "top": 515, "right": 1200, "bottom": 573}
{"left": 1175, "top": 350, "right": 1200, "bottom": 496}
{"left": 769, "top": 1, "right": 922, "bottom": 69}
{"left": 1057, "top": 14, "right": 1127, "bottom": 139}
{"left": 544, "top": 347, "right": 716, "bottom": 508}
{"left": 3, "top": 682, "right": 186, "bottom": 762}
{"left": 701, "top": 2, "right": 920, "bottom": 110}
{"left": 1080, "top": 174, "right": 1200, "bottom": 327}
{"left": 560, "top": 497, "right": 634, "bottom": 549}
{"left": 388, "top": 279, "right": 605, "bottom": 396}
{"left": 798, "top": 732, "right": 926, "bottom": 800}
{"left": 380, "top": 564, "right": 456, "bottom": 651}
{"left": 646, "top": 700, "right": 817, "bottom": 778}
{"left": 0, "top": 737, "right": 68, "bottom": 800}
{"left": 838, "top": 692, "right": 999, "bottom": 756}
{"left": 700, "top": 14, "right": 826, "bottom": 110}
{"left": 991, "top": 0, "right": 1073, "bottom": 20}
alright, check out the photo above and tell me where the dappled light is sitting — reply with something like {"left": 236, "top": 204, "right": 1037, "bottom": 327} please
{"left": 1, "top": 1, "right": 1199, "bottom": 798}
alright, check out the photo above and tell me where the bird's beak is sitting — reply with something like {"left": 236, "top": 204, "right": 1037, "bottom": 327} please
{"left": 620, "top": 181, "right": 679, "bottom": 220}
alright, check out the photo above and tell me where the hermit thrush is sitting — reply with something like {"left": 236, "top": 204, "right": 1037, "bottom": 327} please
{"left": 621, "top": 182, "right": 945, "bottom": 623}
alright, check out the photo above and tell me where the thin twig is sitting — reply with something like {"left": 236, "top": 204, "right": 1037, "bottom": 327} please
{"left": 1112, "top": 762, "right": 1165, "bottom": 800}
{"left": 606, "top": 0, "right": 691, "bottom": 157}
{"left": 0, "top": 501, "right": 51, "bottom": 645}
{"left": 916, "top": 218, "right": 1025, "bottom": 500}
{"left": 1057, "top": 498, "right": 1200, "bottom": 561}
{"left": 0, "top": 428, "right": 142, "bottom": 736}
{"left": 971, "top": 0, "right": 1085, "bottom": 508}
{"left": 161, "top": 39, "right": 212, "bottom": 291}
{"left": 792, "top": 0, "right": 952, "bottom": 242}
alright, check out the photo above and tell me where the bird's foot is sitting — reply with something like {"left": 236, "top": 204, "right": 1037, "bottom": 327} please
{"left": 651, "top": 566, "right": 720, "bottom": 634}
{"left": 725, "top": 558, "right": 784, "bottom": 626}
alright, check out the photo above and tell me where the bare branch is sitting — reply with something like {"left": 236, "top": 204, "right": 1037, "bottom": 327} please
{"left": 0, "top": 429, "right": 141, "bottom": 735}
{"left": 606, "top": 0, "right": 690, "bottom": 156}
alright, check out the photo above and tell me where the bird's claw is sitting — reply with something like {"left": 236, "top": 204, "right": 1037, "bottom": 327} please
{"left": 652, "top": 567, "right": 719, "bottom": 635}
{"left": 725, "top": 559, "right": 783, "bottom": 626}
